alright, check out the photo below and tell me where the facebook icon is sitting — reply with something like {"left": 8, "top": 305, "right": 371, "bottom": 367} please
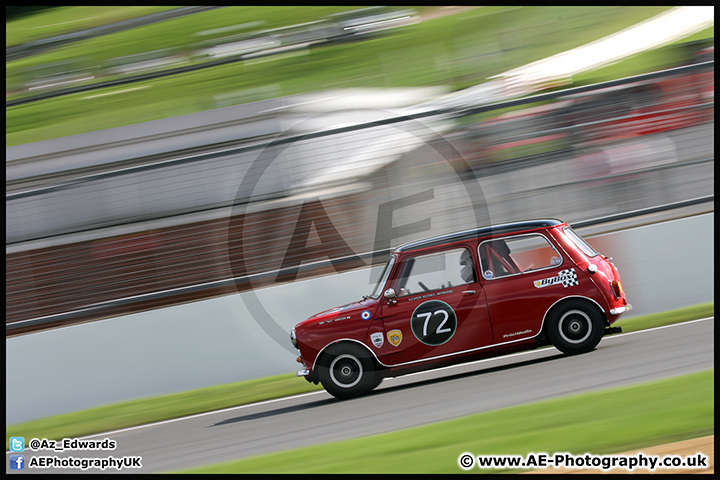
{"left": 9, "top": 455, "right": 25, "bottom": 470}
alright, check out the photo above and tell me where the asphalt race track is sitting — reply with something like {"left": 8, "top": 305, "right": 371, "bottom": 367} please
{"left": 7, "top": 318, "right": 713, "bottom": 473}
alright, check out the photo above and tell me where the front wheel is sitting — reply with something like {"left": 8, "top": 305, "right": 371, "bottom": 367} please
{"left": 546, "top": 301, "right": 604, "bottom": 355}
{"left": 318, "top": 344, "right": 378, "bottom": 399}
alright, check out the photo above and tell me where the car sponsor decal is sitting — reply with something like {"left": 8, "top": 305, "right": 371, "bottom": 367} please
{"left": 318, "top": 315, "right": 350, "bottom": 325}
{"left": 361, "top": 310, "right": 372, "bottom": 321}
{"left": 387, "top": 329, "right": 403, "bottom": 347}
{"left": 503, "top": 329, "right": 532, "bottom": 339}
{"left": 406, "top": 289, "right": 454, "bottom": 302}
{"left": 371, "top": 332, "right": 384, "bottom": 348}
{"left": 533, "top": 268, "right": 579, "bottom": 288}
{"left": 411, "top": 300, "right": 457, "bottom": 346}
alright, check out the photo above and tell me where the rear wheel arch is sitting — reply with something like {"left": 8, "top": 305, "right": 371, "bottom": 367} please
{"left": 543, "top": 297, "right": 607, "bottom": 327}
{"left": 542, "top": 297, "right": 607, "bottom": 355}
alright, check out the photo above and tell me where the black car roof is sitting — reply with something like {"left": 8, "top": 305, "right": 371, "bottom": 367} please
{"left": 394, "top": 219, "right": 564, "bottom": 253}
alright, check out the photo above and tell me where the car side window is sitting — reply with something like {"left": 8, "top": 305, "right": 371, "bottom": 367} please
{"left": 479, "top": 234, "right": 562, "bottom": 280}
{"left": 396, "top": 248, "right": 475, "bottom": 296}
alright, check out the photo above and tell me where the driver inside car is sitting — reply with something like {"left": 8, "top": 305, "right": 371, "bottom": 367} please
{"left": 460, "top": 249, "right": 475, "bottom": 284}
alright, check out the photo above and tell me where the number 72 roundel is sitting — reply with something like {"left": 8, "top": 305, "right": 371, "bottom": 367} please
{"left": 411, "top": 300, "right": 457, "bottom": 346}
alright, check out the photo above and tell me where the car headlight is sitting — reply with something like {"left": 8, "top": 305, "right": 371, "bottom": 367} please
{"left": 290, "top": 326, "right": 298, "bottom": 349}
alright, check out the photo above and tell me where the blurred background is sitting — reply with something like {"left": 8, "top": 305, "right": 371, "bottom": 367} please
{"left": 5, "top": 6, "right": 714, "bottom": 422}
{"left": 6, "top": 5, "right": 713, "bottom": 334}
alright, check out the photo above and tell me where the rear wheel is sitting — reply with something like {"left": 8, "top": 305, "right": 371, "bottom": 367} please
{"left": 547, "top": 300, "right": 604, "bottom": 355}
{"left": 318, "top": 344, "right": 378, "bottom": 399}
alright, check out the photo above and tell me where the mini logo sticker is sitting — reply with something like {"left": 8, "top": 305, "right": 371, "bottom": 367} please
{"left": 361, "top": 310, "right": 372, "bottom": 321}
{"left": 534, "top": 268, "right": 579, "bottom": 288}
{"left": 371, "top": 332, "right": 384, "bottom": 348}
{"left": 387, "top": 329, "right": 403, "bottom": 347}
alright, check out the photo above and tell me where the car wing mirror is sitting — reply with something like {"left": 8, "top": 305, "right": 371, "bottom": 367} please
{"left": 384, "top": 288, "right": 397, "bottom": 305}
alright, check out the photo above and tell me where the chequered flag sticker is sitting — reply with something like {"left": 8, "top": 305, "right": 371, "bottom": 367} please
{"left": 559, "top": 268, "right": 578, "bottom": 287}
{"left": 534, "top": 268, "right": 579, "bottom": 289}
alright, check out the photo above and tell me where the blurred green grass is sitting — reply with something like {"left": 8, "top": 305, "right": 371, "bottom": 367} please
{"left": 614, "top": 301, "right": 713, "bottom": 334}
{"left": 179, "top": 369, "right": 713, "bottom": 473}
{"left": 5, "top": 6, "right": 177, "bottom": 47}
{"left": 7, "top": 6, "right": 686, "bottom": 146}
{"left": 6, "top": 6, "right": 362, "bottom": 75}
{"left": 6, "top": 301, "right": 712, "bottom": 450}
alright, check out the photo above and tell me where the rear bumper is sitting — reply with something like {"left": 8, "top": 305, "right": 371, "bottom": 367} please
{"left": 610, "top": 303, "right": 632, "bottom": 315}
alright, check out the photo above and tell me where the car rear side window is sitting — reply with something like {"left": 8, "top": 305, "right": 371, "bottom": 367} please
{"left": 563, "top": 227, "right": 600, "bottom": 257}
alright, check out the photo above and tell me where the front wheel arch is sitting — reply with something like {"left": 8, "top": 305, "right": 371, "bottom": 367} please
{"left": 316, "top": 342, "right": 383, "bottom": 399}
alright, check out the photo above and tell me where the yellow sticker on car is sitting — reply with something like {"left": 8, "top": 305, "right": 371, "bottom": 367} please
{"left": 387, "top": 329, "right": 403, "bottom": 347}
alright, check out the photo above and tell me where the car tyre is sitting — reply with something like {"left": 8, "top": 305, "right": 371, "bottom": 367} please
{"left": 547, "top": 300, "right": 604, "bottom": 355}
{"left": 318, "top": 344, "right": 378, "bottom": 399}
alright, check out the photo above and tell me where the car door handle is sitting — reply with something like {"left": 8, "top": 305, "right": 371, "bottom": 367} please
{"left": 462, "top": 290, "right": 477, "bottom": 295}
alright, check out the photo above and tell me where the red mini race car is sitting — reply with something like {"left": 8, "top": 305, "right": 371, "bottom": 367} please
{"left": 290, "top": 219, "right": 631, "bottom": 399}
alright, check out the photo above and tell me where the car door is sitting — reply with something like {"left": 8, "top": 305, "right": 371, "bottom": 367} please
{"left": 479, "top": 234, "right": 569, "bottom": 341}
{"left": 377, "top": 246, "right": 493, "bottom": 365}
